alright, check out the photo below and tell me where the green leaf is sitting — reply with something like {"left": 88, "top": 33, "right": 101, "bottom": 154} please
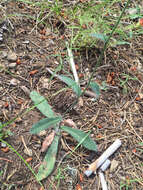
{"left": 89, "top": 33, "right": 108, "bottom": 42}
{"left": 0, "top": 122, "right": 2, "bottom": 131}
{"left": 89, "top": 82, "right": 100, "bottom": 99}
{"left": 37, "top": 134, "right": 60, "bottom": 181}
{"left": 61, "top": 126, "right": 97, "bottom": 151}
{"left": 58, "top": 75, "right": 82, "bottom": 96}
{"left": 116, "top": 41, "right": 130, "bottom": 45}
{"left": 30, "top": 91, "right": 55, "bottom": 118}
{"left": 30, "top": 117, "right": 62, "bottom": 134}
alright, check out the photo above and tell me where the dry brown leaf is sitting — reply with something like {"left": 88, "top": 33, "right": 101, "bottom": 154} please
{"left": 78, "top": 97, "right": 84, "bottom": 107}
{"left": 26, "top": 157, "right": 32, "bottom": 163}
{"left": 41, "top": 131, "right": 55, "bottom": 152}
{"left": 62, "top": 119, "right": 77, "bottom": 128}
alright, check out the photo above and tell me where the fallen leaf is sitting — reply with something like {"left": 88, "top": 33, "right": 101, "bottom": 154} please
{"left": 107, "top": 72, "right": 113, "bottom": 83}
{"left": 17, "top": 99, "right": 23, "bottom": 105}
{"left": 138, "top": 92, "right": 143, "bottom": 99}
{"left": 7, "top": 51, "right": 17, "bottom": 62}
{"left": 75, "top": 64, "right": 79, "bottom": 71}
{"left": 139, "top": 18, "right": 143, "bottom": 26}
{"left": 79, "top": 73, "right": 84, "bottom": 78}
{"left": 26, "top": 157, "right": 32, "bottom": 162}
{"left": 1, "top": 147, "right": 9, "bottom": 153}
{"left": 24, "top": 148, "right": 33, "bottom": 156}
{"left": 110, "top": 160, "right": 119, "bottom": 172}
{"left": 40, "top": 35, "right": 47, "bottom": 40}
{"left": 62, "top": 119, "right": 77, "bottom": 128}
{"left": 132, "top": 148, "right": 136, "bottom": 153}
{"left": 97, "top": 125, "right": 102, "bottom": 129}
{"left": 96, "top": 134, "right": 103, "bottom": 139}
{"left": 8, "top": 62, "right": 17, "bottom": 68}
{"left": 4, "top": 102, "right": 9, "bottom": 108}
{"left": 76, "top": 184, "right": 82, "bottom": 190}
{"left": 135, "top": 96, "right": 141, "bottom": 101}
{"left": 41, "top": 131, "right": 55, "bottom": 152}
{"left": 79, "top": 173, "right": 84, "bottom": 182}
{"left": 78, "top": 97, "right": 84, "bottom": 107}
{"left": 130, "top": 66, "right": 137, "bottom": 71}
{"left": 39, "top": 29, "right": 46, "bottom": 35}
{"left": 82, "top": 24, "right": 87, "bottom": 29}
{"left": 16, "top": 58, "right": 21, "bottom": 65}
{"left": 10, "top": 78, "right": 20, "bottom": 86}
{"left": 29, "top": 70, "right": 38, "bottom": 75}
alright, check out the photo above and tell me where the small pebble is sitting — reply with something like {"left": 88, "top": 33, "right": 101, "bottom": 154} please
{"left": 20, "top": 86, "right": 30, "bottom": 96}
{"left": 1, "top": 142, "right": 7, "bottom": 147}
{"left": 8, "top": 62, "right": 17, "bottom": 68}
{"left": 7, "top": 51, "right": 17, "bottom": 62}
{"left": 10, "top": 78, "right": 20, "bottom": 86}
{"left": 24, "top": 148, "right": 33, "bottom": 156}
{"left": 1, "top": 51, "right": 7, "bottom": 58}
{"left": 127, "top": 8, "right": 138, "bottom": 15}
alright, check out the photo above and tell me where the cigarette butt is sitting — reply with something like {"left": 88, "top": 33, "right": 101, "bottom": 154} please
{"left": 84, "top": 139, "right": 121, "bottom": 177}
{"left": 100, "top": 159, "right": 111, "bottom": 172}
{"left": 99, "top": 172, "right": 108, "bottom": 190}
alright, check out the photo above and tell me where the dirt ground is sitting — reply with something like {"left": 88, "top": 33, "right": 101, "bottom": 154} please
{"left": 0, "top": 1, "right": 143, "bottom": 190}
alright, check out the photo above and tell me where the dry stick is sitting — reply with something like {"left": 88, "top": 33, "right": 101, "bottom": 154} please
{"left": 84, "top": 139, "right": 122, "bottom": 177}
{"left": 0, "top": 157, "right": 13, "bottom": 163}
{"left": 126, "top": 118, "right": 143, "bottom": 142}
{"left": 21, "top": 135, "right": 32, "bottom": 156}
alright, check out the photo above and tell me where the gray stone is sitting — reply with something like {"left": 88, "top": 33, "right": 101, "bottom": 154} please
{"left": 7, "top": 51, "right": 17, "bottom": 62}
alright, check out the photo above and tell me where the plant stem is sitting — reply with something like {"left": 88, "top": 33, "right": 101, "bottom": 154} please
{"left": 63, "top": 0, "right": 131, "bottom": 114}
{"left": 81, "top": 0, "right": 131, "bottom": 97}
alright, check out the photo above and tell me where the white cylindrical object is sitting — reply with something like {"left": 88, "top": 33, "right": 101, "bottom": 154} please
{"left": 100, "top": 159, "right": 111, "bottom": 172}
{"left": 84, "top": 139, "right": 121, "bottom": 176}
{"left": 99, "top": 172, "right": 108, "bottom": 190}
{"left": 67, "top": 44, "right": 79, "bottom": 84}
{"left": 96, "top": 139, "right": 121, "bottom": 169}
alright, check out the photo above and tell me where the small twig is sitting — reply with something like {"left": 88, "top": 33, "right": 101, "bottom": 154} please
{"left": 21, "top": 135, "right": 31, "bottom": 156}
{"left": 66, "top": 42, "right": 79, "bottom": 84}
{"left": 0, "top": 157, "right": 13, "bottom": 163}
{"left": 84, "top": 139, "right": 121, "bottom": 177}
{"left": 126, "top": 119, "right": 143, "bottom": 142}
{"left": 46, "top": 67, "right": 59, "bottom": 79}
{"left": 84, "top": 90, "right": 97, "bottom": 99}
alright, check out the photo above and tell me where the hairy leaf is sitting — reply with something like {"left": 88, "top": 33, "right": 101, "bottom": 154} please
{"left": 30, "top": 117, "right": 62, "bottom": 134}
{"left": 37, "top": 134, "right": 60, "bottom": 181}
{"left": 89, "top": 82, "right": 100, "bottom": 99}
{"left": 30, "top": 91, "right": 55, "bottom": 118}
{"left": 58, "top": 75, "right": 82, "bottom": 96}
{"left": 61, "top": 126, "right": 97, "bottom": 151}
{"left": 89, "top": 33, "right": 108, "bottom": 42}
